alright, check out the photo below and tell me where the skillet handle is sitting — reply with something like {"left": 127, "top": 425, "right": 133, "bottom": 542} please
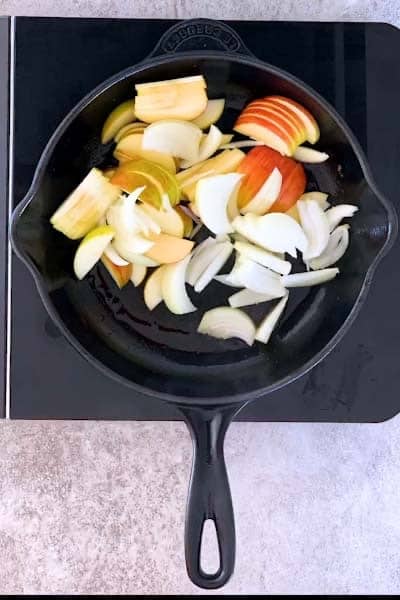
{"left": 179, "top": 402, "right": 245, "bottom": 589}
{"left": 148, "top": 18, "right": 254, "bottom": 58}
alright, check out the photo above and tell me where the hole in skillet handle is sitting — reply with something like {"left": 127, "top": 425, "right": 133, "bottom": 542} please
{"left": 179, "top": 401, "right": 247, "bottom": 589}
{"left": 146, "top": 18, "right": 255, "bottom": 58}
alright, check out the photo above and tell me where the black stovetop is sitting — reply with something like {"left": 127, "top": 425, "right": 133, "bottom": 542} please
{"left": 4, "top": 17, "right": 400, "bottom": 421}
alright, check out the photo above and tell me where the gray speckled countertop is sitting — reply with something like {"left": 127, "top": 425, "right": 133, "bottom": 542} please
{"left": 1, "top": 0, "right": 400, "bottom": 595}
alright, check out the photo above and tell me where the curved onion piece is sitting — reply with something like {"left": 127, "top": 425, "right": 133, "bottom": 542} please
{"left": 198, "top": 307, "right": 256, "bottom": 346}
{"left": 124, "top": 252, "right": 159, "bottom": 267}
{"left": 282, "top": 267, "right": 339, "bottom": 288}
{"left": 298, "top": 199, "right": 330, "bottom": 260}
{"left": 241, "top": 168, "right": 282, "bottom": 216}
{"left": 130, "top": 264, "right": 147, "bottom": 286}
{"left": 325, "top": 204, "right": 358, "bottom": 232}
{"left": 195, "top": 173, "right": 243, "bottom": 235}
{"left": 255, "top": 294, "right": 289, "bottom": 344}
{"left": 133, "top": 205, "right": 161, "bottom": 236}
{"left": 298, "top": 191, "right": 330, "bottom": 210}
{"left": 161, "top": 255, "right": 197, "bottom": 315}
{"left": 104, "top": 243, "right": 130, "bottom": 266}
{"left": 229, "top": 256, "right": 287, "bottom": 297}
{"left": 220, "top": 133, "right": 234, "bottom": 146}
{"left": 142, "top": 120, "right": 202, "bottom": 163}
{"left": 187, "top": 239, "right": 221, "bottom": 286}
{"left": 233, "top": 213, "right": 308, "bottom": 258}
{"left": 144, "top": 265, "right": 165, "bottom": 310}
{"left": 234, "top": 240, "right": 292, "bottom": 275}
{"left": 229, "top": 288, "right": 275, "bottom": 308}
{"left": 194, "top": 243, "right": 233, "bottom": 293}
{"left": 220, "top": 140, "right": 265, "bottom": 149}
{"left": 113, "top": 236, "right": 155, "bottom": 262}
{"left": 308, "top": 225, "right": 349, "bottom": 270}
{"left": 214, "top": 274, "right": 241, "bottom": 287}
{"left": 293, "top": 146, "right": 329, "bottom": 163}
{"left": 180, "top": 125, "right": 223, "bottom": 168}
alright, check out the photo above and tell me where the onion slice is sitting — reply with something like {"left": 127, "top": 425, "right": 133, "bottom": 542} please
{"left": 282, "top": 268, "right": 339, "bottom": 287}
{"left": 194, "top": 243, "right": 233, "bottom": 293}
{"left": 308, "top": 225, "right": 350, "bottom": 270}
{"left": 227, "top": 256, "right": 287, "bottom": 297}
{"left": 161, "top": 255, "right": 197, "bottom": 315}
{"left": 186, "top": 239, "right": 223, "bottom": 286}
{"left": 241, "top": 168, "right": 282, "bottom": 216}
{"left": 144, "top": 265, "right": 166, "bottom": 310}
{"left": 195, "top": 173, "right": 243, "bottom": 235}
{"left": 325, "top": 204, "right": 358, "bottom": 232}
{"left": 198, "top": 307, "right": 256, "bottom": 346}
{"left": 220, "top": 140, "right": 266, "bottom": 149}
{"left": 180, "top": 125, "right": 223, "bottom": 168}
{"left": 234, "top": 240, "right": 292, "bottom": 275}
{"left": 229, "top": 288, "right": 275, "bottom": 308}
{"left": 298, "top": 199, "right": 330, "bottom": 260}
{"left": 104, "top": 244, "right": 130, "bottom": 266}
{"left": 255, "top": 294, "right": 289, "bottom": 344}
{"left": 233, "top": 213, "right": 308, "bottom": 258}
{"left": 293, "top": 146, "right": 329, "bottom": 163}
{"left": 142, "top": 120, "right": 203, "bottom": 163}
{"left": 298, "top": 191, "right": 330, "bottom": 211}
{"left": 130, "top": 264, "right": 147, "bottom": 286}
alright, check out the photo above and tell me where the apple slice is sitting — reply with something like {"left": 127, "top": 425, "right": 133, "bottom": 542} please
{"left": 191, "top": 98, "right": 225, "bottom": 129}
{"left": 220, "top": 133, "right": 234, "bottom": 146}
{"left": 145, "top": 233, "right": 194, "bottom": 264}
{"left": 180, "top": 125, "right": 223, "bottom": 168}
{"left": 73, "top": 225, "right": 115, "bottom": 280}
{"left": 142, "top": 120, "right": 203, "bottom": 163}
{"left": 234, "top": 118, "right": 294, "bottom": 156}
{"left": 114, "top": 133, "right": 176, "bottom": 174}
{"left": 113, "top": 235, "right": 154, "bottom": 263}
{"left": 233, "top": 213, "right": 308, "bottom": 258}
{"left": 140, "top": 203, "right": 185, "bottom": 238}
{"left": 175, "top": 206, "right": 193, "bottom": 237}
{"left": 101, "top": 254, "right": 132, "bottom": 288}
{"left": 240, "top": 107, "right": 305, "bottom": 146}
{"left": 144, "top": 265, "right": 166, "bottom": 310}
{"left": 241, "top": 167, "right": 282, "bottom": 215}
{"left": 266, "top": 96, "right": 320, "bottom": 144}
{"left": 255, "top": 294, "right": 289, "bottom": 344}
{"left": 130, "top": 264, "right": 147, "bottom": 286}
{"left": 198, "top": 307, "right": 256, "bottom": 346}
{"left": 103, "top": 244, "right": 130, "bottom": 266}
{"left": 114, "top": 122, "right": 148, "bottom": 143}
{"left": 135, "top": 75, "right": 207, "bottom": 123}
{"left": 101, "top": 99, "right": 136, "bottom": 144}
{"left": 248, "top": 100, "right": 306, "bottom": 140}
{"left": 161, "top": 255, "right": 197, "bottom": 315}
{"left": 195, "top": 173, "right": 243, "bottom": 235}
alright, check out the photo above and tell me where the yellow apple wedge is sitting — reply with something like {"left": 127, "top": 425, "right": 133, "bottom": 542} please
{"left": 73, "top": 225, "right": 115, "bottom": 280}
{"left": 101, "top": 99, "right": 136, "bottom": 144}
{"left": 101, "top": 254, "right": 132, "bottom": 288}
{"left": 145, "top": 233, "right": 194, "bottom": 264}
{"left": 114, "top": 122, "right": 148, "bottom": 143}
{"left": 142, "top": 120, "right": 203, "bottom": 163}
{"left": 140, "top": 203, "right": 185, "bottom": 238}
{"left": 161, "top": 255, "right": 197, "bottom": 315}
{"left": 191, "top": 99, "right": 225, "bottom": 129}
{"left": 135, "top": 75, "right": 207, "bottom": 122}
{"left": 114, "top": 133, "right": 176, "bottom": 174}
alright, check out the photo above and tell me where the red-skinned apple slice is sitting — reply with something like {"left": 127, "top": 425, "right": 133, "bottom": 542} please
{"left": 269, "top": 163, "right": 306, "bottom": 213}
{"left": 241, "top": 167, "right": 282, "bottom": 215}
{"left": 248, "top": 100, "right": 306, "bottom": 139}
{"left": 266, "top": 96, "right": 320, "bottom": 144}
{"left": 240, "top": 106, "right": 306, "bottom": 146}
{"left": 235, "top": 117, "right": 295, "bottom": 156}
{"left": 101, "top": 254, "right": 133, "bottom": 288}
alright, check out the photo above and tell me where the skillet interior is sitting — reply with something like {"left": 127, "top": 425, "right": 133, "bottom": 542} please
{"left": 12, "top": 55, "right": 392, "bottom": 401}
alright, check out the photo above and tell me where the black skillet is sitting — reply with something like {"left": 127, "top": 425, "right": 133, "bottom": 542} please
{"left": 10, "top": 19, "right": 397, "bottom": 589}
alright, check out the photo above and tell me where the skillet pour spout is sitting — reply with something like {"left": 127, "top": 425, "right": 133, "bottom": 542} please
{"left": 10, "top": 18, "right": 397, "bottom": 590}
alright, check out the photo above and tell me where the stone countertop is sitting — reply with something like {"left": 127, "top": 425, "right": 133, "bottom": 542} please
{"left": 1, "top": 0, "right": 400, "bottom": 595}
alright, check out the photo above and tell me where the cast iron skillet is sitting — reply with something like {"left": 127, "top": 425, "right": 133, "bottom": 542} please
{"left": 10, "top": 19, "right": 397, "bottom": 589}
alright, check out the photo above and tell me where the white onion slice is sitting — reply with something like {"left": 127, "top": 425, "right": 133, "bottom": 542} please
{"left": 113, "top": 233, "right": 154, "bottom": 258}
{"left": 214, "top": 274, "right": 241, "bottom": 288}
{"left": 112, "top": 242, "right": 159, "bottom": 266}
{"left": 144, "top": 265, "right": 165, "bottom": 310}
{"left": 282, "top": 268, "right": 339, "bottom": 288}
{"left": 220, "top": 140, "right": 266, "bottom": 149}
{"left": 229, "top": 288, "right": 276, "bottom": 308}
{"left": 161, "top": 255, "right": 197, "bottom": 315}
{"left": 293, "top": 146, "right": 329, "bottom": 163}
{"left": 241, "top": 168, "right": 282, "bottom": 216}
{"left": 229, "top": 256, "right": 287, "bottom": 297}
{"left": 233, "top": 213, "right": 308, "bottom": 258}
{"left": 298, "top": 191, "right": 330, "bottom": 211}
{"left": 195, "top": 173, "right": 243, "bottom": 235}
{"left": 194, "top": 243, "right": 233, "bottom": 293}
{"left": 325, "top": 204, "right": 358, "bottom": 232}
{"left": 186, "top": 239, "right": 222, "bottom": 286}
{"left": 234, "top": 240, "right": 292, "bottom": 275}
{"left": 198, "top": 307, "right": 256, "bottom": 346}
{"left": 134, "top": 205, "right": 161, "bottom": 236}
{"left": 298, "top": 199, "right": 330, "bottom": 260}
{"left": 142, "top": 120, "right": 203, "bottom": 162}
{"left": 255, "top": 294, "right": 289, "bottom": 344}
{"left": 104, "top": 243, "right": 130, "bottom": 266}
{"left": 308, "top": 225, "right": 350, "bottom": 270}
{"left": 130, "top": 264, "right": 147, "bottom": 286}
{"left": 180, "top": 125, "right": 223, "bottom": 168}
